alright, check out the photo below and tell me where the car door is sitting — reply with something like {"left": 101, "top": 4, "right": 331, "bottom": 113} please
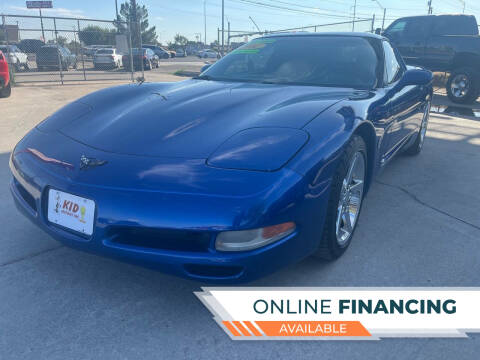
{"left": 421, "top": 15, "right": 476, "bottom": 71}
{"left": 384, "top": 17, "right": 430, "bottom": 67}
{"left": 381, "top": 41, "right": 425, "bottom": 159}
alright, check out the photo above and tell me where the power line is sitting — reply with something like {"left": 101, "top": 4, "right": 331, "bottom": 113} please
{"left": 229, "top": 0, "right": 371, "bottom": 20}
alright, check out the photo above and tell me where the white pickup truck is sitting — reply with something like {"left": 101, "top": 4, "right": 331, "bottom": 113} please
{"left": 0, "top": 44, "right": 29, "bottom": 71}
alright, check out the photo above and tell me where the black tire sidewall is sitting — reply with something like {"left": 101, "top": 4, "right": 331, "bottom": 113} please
{"left": 316, "top": 135, "right": 367, "bottom": 260}
{"left": 0, "top": 82, "right": 11, "bottom": 98}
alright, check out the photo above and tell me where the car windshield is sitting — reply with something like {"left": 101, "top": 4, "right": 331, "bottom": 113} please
{"left": 96, "top": 49, "right": 114, "bottom": 54}
{"left": 201, "top": 35, "right": 381, "bottom": 89}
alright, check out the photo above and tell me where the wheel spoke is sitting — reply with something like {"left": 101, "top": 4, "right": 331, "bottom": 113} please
{"left": 335, "top": 150, "right": 365, "bottom": 246}
{"left": 342, "top": 210, "right": 353, "bottom": 232}
{"left": 349, "top": 180, "right": 363, "bottom": 193}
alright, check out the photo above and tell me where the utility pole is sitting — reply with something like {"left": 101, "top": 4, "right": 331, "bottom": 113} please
{"left": 115, "top": 0, "right": 119, "bottom": 19}
{"left": 221, "top": 0, "right": 225, "bottom": 56}
{"left": 39, "top": 8, "right": 45, "bottom": 41}
{"left": 227, "top": 21, "right": 230, "bottom": 53}
{"left": 352, "top": 0, "right": 357, "bottom": 31}
{"left": 204, "top": 0, "right": 207, "bottom": 46}
{"left": 371, "top": 0, "right": 386, "bottom": 31}
{"left": 428, "top": 0, "right": 433, "bottom": 14}
{"left": 382, "top": 8, "right": 386, "bottom": 30}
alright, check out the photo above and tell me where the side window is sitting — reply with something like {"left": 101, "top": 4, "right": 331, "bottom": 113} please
{"left": 383, "top": 41, "right": 402, "bottom": 85}
{"left": 385, "top": 20, "right": 408, "bottom": 38}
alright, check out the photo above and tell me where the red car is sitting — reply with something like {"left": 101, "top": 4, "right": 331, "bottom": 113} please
{"left": 0, "top": 50, "right": 11, "bottom": 98}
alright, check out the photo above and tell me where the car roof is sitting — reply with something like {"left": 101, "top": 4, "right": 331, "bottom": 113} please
{"left": 260, "top": 31, "right": 384, "bottom": 40}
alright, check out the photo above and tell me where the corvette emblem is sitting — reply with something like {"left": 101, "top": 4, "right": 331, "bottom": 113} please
{"left": 80, "top": 155, "right": 107, "bottom": 170}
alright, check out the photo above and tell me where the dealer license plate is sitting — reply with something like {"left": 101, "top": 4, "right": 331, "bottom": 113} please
{"left": 47, "top": 189, "right": 95, "bottom": 235}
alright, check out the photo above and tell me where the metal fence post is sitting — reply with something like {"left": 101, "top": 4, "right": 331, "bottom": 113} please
{"left": 77, "top": 19, "right": 86, "bottom": 80}
{"left": 371, "top": 15, "right": 375, "bottom": 33}
{"left": 127, "top": 21, "right": 134, "bottom": 83}
{"left": 53, "top": 18, "right": 64, "bottom": 85}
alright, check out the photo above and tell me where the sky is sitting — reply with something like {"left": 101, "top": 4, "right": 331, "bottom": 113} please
{"left": 1, "top": 0, "right": 480, "bottom": 44}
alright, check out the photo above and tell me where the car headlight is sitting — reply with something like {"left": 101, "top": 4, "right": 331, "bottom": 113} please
{"left": 215, "top": 222, "right": 296, "bottom": 252}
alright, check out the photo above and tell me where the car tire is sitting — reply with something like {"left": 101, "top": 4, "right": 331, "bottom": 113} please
{"left": 314, "top": 135, "right": 367, "bottom": 260}
{"left": 446, "top": 67, "right": 479, "bottom": 104}
{"left": 0, "top": 82, "right": 11, "bottom": 98}
{"left": 403, "top": 99, "right": 431, "bottom": 156}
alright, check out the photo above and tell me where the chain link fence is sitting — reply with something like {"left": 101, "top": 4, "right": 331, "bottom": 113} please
{"left": 222, "top": 18, "right": 376, "bottom": 55}
{"left": 1, "top": 14, "right": 140, "bottom": 84}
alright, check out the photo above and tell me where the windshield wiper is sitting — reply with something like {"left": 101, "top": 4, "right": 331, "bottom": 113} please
{"left": 193, "top": 74, "right": 215, "bottom": 80}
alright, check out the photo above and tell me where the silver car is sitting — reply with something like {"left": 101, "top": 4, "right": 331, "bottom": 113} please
{"left": 0, "top": 45, "right": 29, "bottom": 70}
{"left": 93, "top": 48, "right": 123, "bottom": 69}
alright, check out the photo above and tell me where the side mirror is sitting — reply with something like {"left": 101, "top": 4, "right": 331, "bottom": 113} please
{"left": 399, "top": 69, "right": 433, "bottom": 87}
{"left": 375, "top": 28, "right": 382, "bottom": 35}
{"left": 201, "top": 64, "right": 211, "bottom": 73}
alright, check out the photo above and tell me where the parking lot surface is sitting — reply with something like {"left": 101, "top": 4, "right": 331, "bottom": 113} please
{"left": 1, "top": 81, "right": 479, "bottom": 359}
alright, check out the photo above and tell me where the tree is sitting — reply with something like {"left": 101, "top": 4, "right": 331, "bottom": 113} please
{"left": 78, "top": 25, "right": 116, "bottom": 45}
{"left": 174, "top": 34, "right": 188, "bottom": 51}
{"left": 119, "top": 1, "right": 157, "bottom": 46}
{"left": 56, "top": 36, "right": 68, "bottom": 46}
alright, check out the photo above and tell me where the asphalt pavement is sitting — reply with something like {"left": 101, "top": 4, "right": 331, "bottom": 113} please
{"left": 0, "top": 82, "right": 479, "bottom": 360}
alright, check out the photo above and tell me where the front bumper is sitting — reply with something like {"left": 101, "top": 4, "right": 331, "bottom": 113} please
{"left": 9, "top": 144, "right": 330, "bottom": 283}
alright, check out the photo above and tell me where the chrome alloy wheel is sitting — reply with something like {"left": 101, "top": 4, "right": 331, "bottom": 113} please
{"left": 335, "top": 151, "right": 366, "bottom": 246}
{"left": 450, "top": 74, "right": 470, "bottom": 99}
{"left": 419, "top": 100, "right": 431, "bottom": 147}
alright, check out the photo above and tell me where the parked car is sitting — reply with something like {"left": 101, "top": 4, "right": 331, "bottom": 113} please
{"left": 93, "top": 48, "right": 123, "bottom": 69}
{"left": 9, "top": 33, "right": 433, "bottom": 283}
{"left": 36, "top": 45, "right": 77, "bottom": 71}
{"left": 382, "top": 14, "right": 480, "bottom": 104}
{"left": 176, "top": 49, "right": 187, "bottom": 57}
{"left": 198, "top": 49, "right": 220, "bottom": 59}
{"left": 143, "top": 44, "right": 170, "bottom": 59}
{"left": 0, "top": 50, "right": 11, "bottom": 98}
{"left": 122, "top": 48, "right": 159, "bottom": 70}
{"left": 168, "top": 49, "right": 176, "bottom": 58}
{"left": 0, "top": 45, "right": 29, "bottom": 71}
{"left": 17, "top": 39, "right": 45, "bottom": 54}
{"left": 83, "top": 45, "right": 113, "bottom": 57}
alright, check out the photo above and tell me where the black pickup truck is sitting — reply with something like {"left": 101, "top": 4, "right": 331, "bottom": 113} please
{"left": 382, "top": 14, "right": 480, "bottom": 104}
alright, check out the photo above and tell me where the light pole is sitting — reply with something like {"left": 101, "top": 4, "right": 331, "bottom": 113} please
{"left": 204, "top": 0, "right": 207, "bottom": 46}
{"left": 371, "top": 0, "right": 386, "bottom": 31}
{"left": 221, "top": 0, "right": 225, "bottom": 56}
{"left": 352, "top": 0, "right": 357, "bottom": 31}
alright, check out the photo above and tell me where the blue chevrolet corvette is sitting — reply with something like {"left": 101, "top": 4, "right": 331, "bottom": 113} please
{"left": 10, "top": 33, "right": 432, "bottom": 282}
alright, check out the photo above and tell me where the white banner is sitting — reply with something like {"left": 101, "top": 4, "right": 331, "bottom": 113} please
{"left": 195, "top": 288, "right": 480, "bottom": 340}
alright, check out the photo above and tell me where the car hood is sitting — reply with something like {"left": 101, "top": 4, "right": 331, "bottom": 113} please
{"left": 54, "top": 80, "right": 351, "bottom": 158}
